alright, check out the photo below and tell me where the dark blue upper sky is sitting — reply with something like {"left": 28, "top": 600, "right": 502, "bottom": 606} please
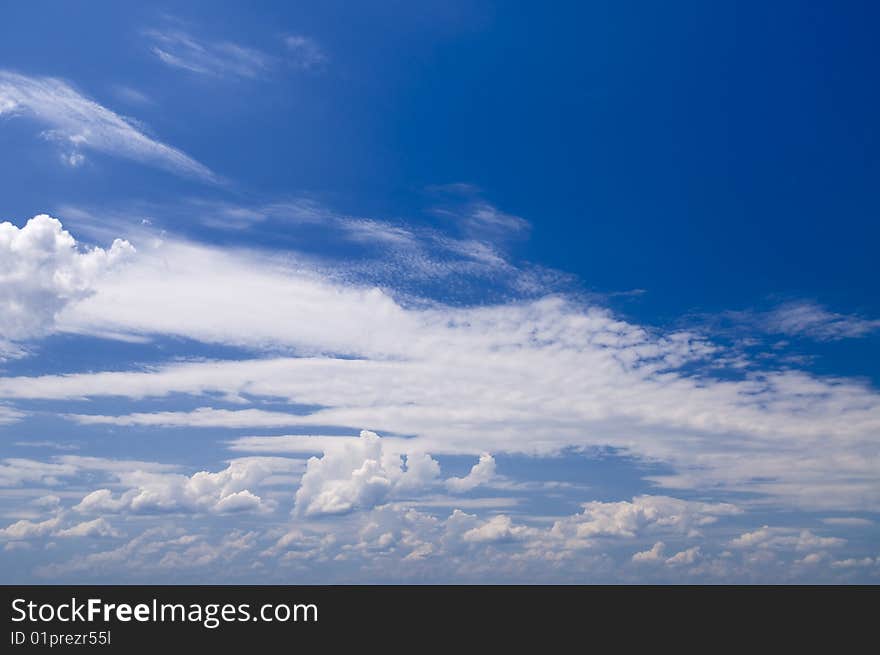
{"left": 2, "top": 1, "right": 878, "bottom": 322}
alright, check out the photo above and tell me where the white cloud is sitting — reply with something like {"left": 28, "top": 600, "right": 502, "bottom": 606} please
{"left": 294, "top": 431, "right": 440, "bottom": 517}
{"left": 0, "top": 71, "right": 215, "bottom": 180}
{"left": 722, "top": 301, "right": 880, "bottom": 341}
{"left": 0, "top": 515, "right": 122, "bottom": 541}
{"left": 74, "top": 457, "right": 299, "bottom": 515}
{"left": 33, "top": 527, "right": 205, "bottom": 578}
{"left": 632, "top": 541, "right": 665, "bottom": 563}
{"left": 54, "top": 518, "right": 121, "bottom": 538}
{"left": 0, "top": 405, "right": 25, "bottom": 424}
{"left": 551, "top": 496, "right": 741, "bottom": 545}
{"left": 156, "top": 530, "right": 258, "bottom": 570}
{"left": 14, "top": 494, "right": 867, "bottom": 583}
{"left": 146, "top": 30, "right": 272, "bottom": 79}
{"left": 35, "top": 494, "right": 61, "bottom": 508}
{"left": 0, "top": 517, "right": 60, "bottom": 539}
{"left": 665, "top": 546, "right": 700, "bottom": 566}
{"left": 0, "top": 215, "right": 134, "bottom": 345}
{"left": 284, "top": 35, "right": 327, "bottom": 71}
{"left": 729, "top": 526, "right": 846, "bottom": 551}
{"left": 764, "top": 301, "right": 880, "bottom": 340}
{"left": 446, "top": 454, "right": 496, "bottom": 493}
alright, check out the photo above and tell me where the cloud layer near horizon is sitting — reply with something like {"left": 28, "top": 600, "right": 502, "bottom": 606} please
{"left": 1, "top": 215, "right": 878, "bottom": 514}
{"left": 0, "top": 214, "right": 878, "bottom": 582}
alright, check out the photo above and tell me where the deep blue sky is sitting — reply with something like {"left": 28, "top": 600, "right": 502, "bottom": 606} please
{"left": 2, "top": 1, "right": 878, "bottom": 318}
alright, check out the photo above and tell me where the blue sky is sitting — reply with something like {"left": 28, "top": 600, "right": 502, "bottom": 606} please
{"left": 0, "top": 1, "right": 878, "bottom": 582}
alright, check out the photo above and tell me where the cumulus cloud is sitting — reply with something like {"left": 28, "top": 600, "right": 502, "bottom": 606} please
{"left": 294, "top": 431, "right": 440, "bottom": 517}
{"left": 446, "top": 454, "right": 497, "bottom": 493}
{"left": 0, "top": 214, "right": 134, "bottom": 345}
{"left": 74, "top": 457, "right": 300, "bottom": 515}
{"left": 0, "top": 71, "right": 215, "bottom": 180}
{"left": 0, "top": 516, "right": 121, "bottom": 543}
{"left": 665, "top": 546, "right": 701, "bottom": 566}
{"left": 461, "top": 514, "right": 531, "bottom": 544}
{"left": 31, "top": 528, "right": 168, "bottom": 577}
{"left": 551, "top": 496, "right": 741, "bottom": 545}
{"left": 12, "top": 494, "right": 867, "bottom": 583}
{"left": 54, "top": 518, "right": 121, "bottom": 538}
{"left": 632, "top": 541, "right": 665, "bottom": 563}
{"left": 0, "top": 517, "right": 60, "bottom": 539}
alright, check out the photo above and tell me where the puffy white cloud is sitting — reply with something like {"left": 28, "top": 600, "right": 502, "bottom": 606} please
{"left": 632, "top": 541, "right": 665, "bottom": 563}
{"left": 54, "top": 518, "right": 121, "bottom": 538}
{"left": 156, "top": 531, "right": 258, "bottom": 570}
{"left": 551, "top": 496, "right": 741, "bottom": 544}
{"left": 15, "top": 494, "right": 868, "bottom": 583}
{"left": 0, "top": 72, "right": 214, "bottom": 180}
{"left": 146, "top": 30, "right": 272, "bottom": 79}
{"left": 0, "top": 514, "right": 122, "bottom": 541}
{"left": 33, "top": 527, "right": 200, "bottom": 578}
{"left": 0, "top": 517, "right": 60, "bottom": 539}
{"left": 461, "top": 514, "right": 530, "bottom": 544}
{"left": 796, "top": 552, "right": 826, "bottom": 566}
{"left": 284, "top": 35, "right": 327, "bottom": 71}
{"left": 294, "top": 431, "right": 440, "bottom": 517}
{"left": 0, "top": 215, "right": 133, "bottom": 344}
{"left": 35, "top": 494, "right": 61, "bottom": 508}
{"left": 74, "top": 457, "right": 300, "bottom": 515}
{"left": 446, "top": 454, "right": 496, "bottom": 493}
{"left": 665, "top": 546, "right": 701, "bottom": 566}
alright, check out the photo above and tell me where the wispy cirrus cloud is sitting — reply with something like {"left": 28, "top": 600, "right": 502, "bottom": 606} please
{"left": 760, "top": 301, "right": 880, "bottom": 341}
{"left": 0, "top": 71, "right": 216, "bottom": 181}
{"left": 144, "top": 27, "right": 327, "bottom": 79}
{"left": 145, "top": 29, "right": 273, "bottom": 79}
{"left": 711, "top": 300, "right": 880, "bottom": 342}
{"left": 427, "top": 183, "right": 530, "bottom": 240}
{"left": 284, "top": 35, "right": 328, "bottom": 71}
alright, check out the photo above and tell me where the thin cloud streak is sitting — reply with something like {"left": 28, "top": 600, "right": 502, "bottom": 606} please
{"left": 0, "top": 71, "right": 216, "bottom": 181}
